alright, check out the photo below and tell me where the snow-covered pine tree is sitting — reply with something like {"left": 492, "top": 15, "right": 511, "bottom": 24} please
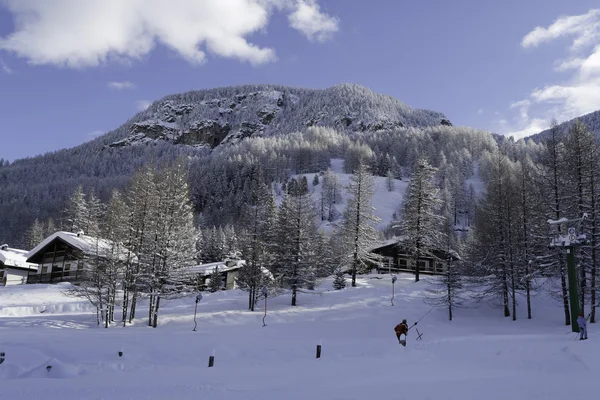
{"left": 386, "top": 170, "right": 395, "bottom": 192}
{"left": 236, "top": 166, "right": 276, "bottom": 311}
{"left": 274, "top": 178, "right": 320, "bottom": 306}
{"left": 25, "top": 218, "right": 45, "bottom": 249}
{"left": 208, "top": 266, "right": 222, "bottom": 292}
{"left": 124, "top": 163, "right": 158, "bottom": 324}
{"left": 395, "top": 157, "right": 443, "bottom": 282}
{"left": 512, "top": 149, "right": 547, "bottom": 320}
{"left": 321, "top": 168, "right": 342, "bottom": 221}
{"left": 103, "top": 189, "right": 131, "bottom": 325}
{"left": 147, "top": 159, "right": 198, "bottom": 328}
{"left": 535, "top": 120, "right": 572, "bottom": 325}
{"left": 564, "top": 119, "right": 596, "bottom": 317}
{"left": 340, "top": 162, "right": 381, "bottom": 287}
{"left": 64, "top": 185, "right": 88, "bottom": 233}
{"left": 424, "top": 209, "right": 464, "bottom": 321}
{"left": 472, "top": 149, "right": 518, "bottom": 318}
{"left": 332, "top": 268, "right": 347, "bottom": 290}
{"left": 45, "top": 218, "right": 56, "bottom": 238}
{"left": 85, "top": 191, "right": 104, "bottom": 237}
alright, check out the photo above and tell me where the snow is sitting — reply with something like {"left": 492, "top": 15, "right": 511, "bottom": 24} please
{"left": 0, "top": 246, "right": 37, "bottom": 270}
{"left": 0, "top": 274, "right": 598, "bottom": 399}
{"left": 286, "top": 158, "right": 408, "bottom": 233}
{"left": 26, "top": 231, "right": 133, "bottom": 263}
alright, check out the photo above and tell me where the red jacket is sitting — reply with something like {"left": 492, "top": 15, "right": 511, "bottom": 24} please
{"left": 394, "top": 323, "right": 408, "bottom": 335}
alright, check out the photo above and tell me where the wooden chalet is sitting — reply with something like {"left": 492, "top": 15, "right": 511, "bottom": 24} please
{"left": 0, "top": 244, "right": 38, "bottom": 286}
{"left": 25, "top": 231, "right": 132, "bottom": 284}
{"left": 370, "top": 237, "right": 460, "bottom": 276}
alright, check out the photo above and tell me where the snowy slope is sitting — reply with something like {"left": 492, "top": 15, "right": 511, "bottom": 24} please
{"left": 289, "top": 158, "right": 484, "bottom": 236}
{"left": 0, "top": 274, "right": 598, "bottom": 400}
{"left": 285, "top": 158, "right": 407, "bottom": 234}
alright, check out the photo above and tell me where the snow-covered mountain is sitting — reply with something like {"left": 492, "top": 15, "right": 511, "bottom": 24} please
{"left": 104, "top": 83, "right": 451, "bottom": 149}
{"left": 531, "top": 108, "right": 600, "bottom": 142}
{"left": 0, "top": 83, "right": 463, "bottom": 248}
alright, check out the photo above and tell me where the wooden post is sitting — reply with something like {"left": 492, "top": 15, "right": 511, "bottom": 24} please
{"left": 316, "top": 344, "right": 322, "bottom": 359}
{"left": 208, "top": 356, "right": 215, "bottom": 367}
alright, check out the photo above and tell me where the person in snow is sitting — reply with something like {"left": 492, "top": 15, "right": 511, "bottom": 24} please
{"left": 394, "top": 319, "right": 409, "bottom": 344}
{"left": 577, "top": 313, "right": 588, "bottom": 340}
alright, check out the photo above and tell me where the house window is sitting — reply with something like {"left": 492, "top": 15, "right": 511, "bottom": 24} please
{"left": 398, "top": 259, "right": 408, "bottom": 269}
{"left": 65, "top": 263, "right": 71, "bottom": 271}
{"left": 77, "top": 262, "right": 84, "bottom": 271}
{"left": 42, "top": 266, "right": 48, "bottom": 273}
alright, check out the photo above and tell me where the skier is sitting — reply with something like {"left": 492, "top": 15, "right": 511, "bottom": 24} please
{"left": 394, "top": 319, "right": 409, "bottom": 345}
{"left": 577, "top": 312, "right": 588, "bottom": 340}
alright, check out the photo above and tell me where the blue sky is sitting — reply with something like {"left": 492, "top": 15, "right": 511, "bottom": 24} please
{"left": 1, "top": 0, "right": 600, "bottom": 161}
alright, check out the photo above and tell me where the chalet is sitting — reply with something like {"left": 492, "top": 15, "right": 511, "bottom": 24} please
{"left": 180, "top": 260, "right": 272, "bottom": 291}
{"left": 0, "top": 244, "right": 38, "bottom": 286}
{"left": 369, "top": 237, "right": 460, "bottom": 276}
{"left": 180, "top": 260, "right": 244, "bottom": 291}
{"left": 25, "top": 231, "right": 132, "bottom": 284}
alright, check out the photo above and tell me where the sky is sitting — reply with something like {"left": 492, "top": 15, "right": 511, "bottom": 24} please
{"left": 1, "top": 0, "right": 599, "bottom": 161}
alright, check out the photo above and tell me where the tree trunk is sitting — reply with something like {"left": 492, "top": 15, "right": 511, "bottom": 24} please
{"left": 561, "top": 261, "right": 571, "bottom": 325}
{"left": 148, "top": 289, "right": 155, "bottom": 326}
{"left": 415, "top": 255, "right": 420, "bottom": 283}
{"left": 122, "top": 286, "right": 129, "bottom": 327}
{"left": 129, "top": 289, "right": 138, "bottom": 323}
{"left": 152, "top": 295, "right": 161, "bottom": 328}
{"left": 447, "top": 282, "right": 453, "bottom": 321}
{"left": 526, "top": 263, "right": 532, "bottom": 319}
{"left": 291, "top": 285, "right": 297, "bottom": 306}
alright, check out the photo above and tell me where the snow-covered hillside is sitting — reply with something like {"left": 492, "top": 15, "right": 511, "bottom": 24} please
{"left": 0, "top": 274, "right": 597, "bottom": 400}
{"left": 105, "top": 83, "right": 451, "bottom": 149}
{"left": 287, "top": 158, "right": 484, "bottom": 235}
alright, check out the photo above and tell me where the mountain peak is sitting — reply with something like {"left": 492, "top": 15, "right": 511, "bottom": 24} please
{"left": 102, "top": 83, "right": 450, "bottom": 150}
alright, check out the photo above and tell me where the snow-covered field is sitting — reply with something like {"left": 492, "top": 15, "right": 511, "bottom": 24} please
{"left": 0, "top": 275, "right": 598, "bottom": 400}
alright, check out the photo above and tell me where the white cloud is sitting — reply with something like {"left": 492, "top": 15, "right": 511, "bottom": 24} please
{"left": 136, "top": 100, "right": 151, "bottom": 112}
{"left": 554, "top": 57, "right": 585, "bottom": 72}
{"left": 521, "top": 9, "right": 600, "bottom": 50}
{"left": 502, "top": 9, "right": 600, "bottom": 139}
{"left": 288, "top": 0, "right": 339, "bottom": 42}
{"left": 0, "top": 58, "right": 12, "bottom": 73}
{"left": 0, "top": 0, "right": 339, "bottom": 68}
{"left": 108, "top": 81, "right": 135, "bottom": 90}
{"left": 477, "top": 108, "right": 483, "bottom": 115}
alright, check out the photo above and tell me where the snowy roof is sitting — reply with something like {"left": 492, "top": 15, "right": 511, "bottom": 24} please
{"left": 26, "top": 231, "right": 134, "bottom": 263}
{"left": 368, "top": 236, "right": 461, "bottom": 260}
{"left": 181, "top": 260, "right": 245, "bottom": 276}
{"left": 0, "top": 246, "right": 38, "bottom": 271}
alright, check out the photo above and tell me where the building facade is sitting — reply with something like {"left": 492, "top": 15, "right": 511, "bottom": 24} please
{"left": 0, "top": 244, "right": 38, "bottom": 286}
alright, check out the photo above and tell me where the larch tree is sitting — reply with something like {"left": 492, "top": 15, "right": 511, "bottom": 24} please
{"left": 564, "top": 120, "right": 597, "bottom": 317}
{"left": 147, "top": 160, "right": 198, "bottom": 328}
{"left": 25, "top": 218, "right": 45, "bottom": 249}
{"left": 339, "top": 162, "right": 381, "bottom": 287}
{"left": 274, "top": 177, "right": 319, "bottom": 306}
{"left": 424, "top": 206, "right": 464, "bottom": 321}
{"left": 64, "top": 185, "right": 88, "bottom": 233}
{"left": 395, "top": 157, "right": 443, "bottom": 282}
{"left": 535, "top": 120, "right": 573, "bottom": 326}
{"left": 236, "top": 166, "right": 277, "bottom": 311}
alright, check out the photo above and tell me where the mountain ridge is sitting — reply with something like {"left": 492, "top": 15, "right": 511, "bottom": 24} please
{"left": 96, "top": 83, "right": 451, "bottom": 150}
{"left": 0, "top": 82, "right": 455, "bottom": 247}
